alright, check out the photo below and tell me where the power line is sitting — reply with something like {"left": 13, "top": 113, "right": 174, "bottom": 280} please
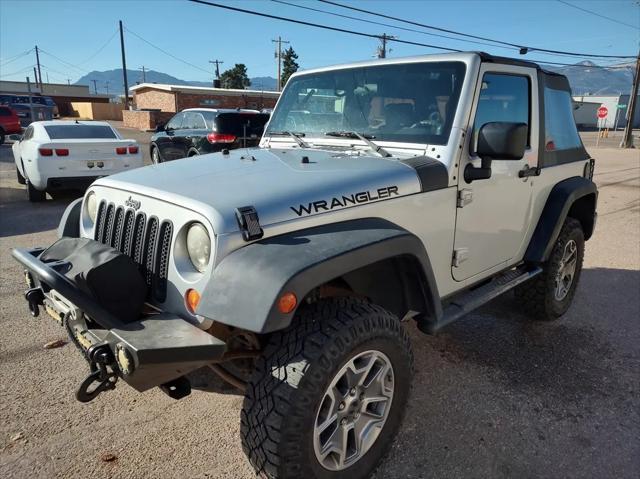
{"left": 0, "top": 48, "right": 34, "bottom": 67}
{"left": 270, "top": 0, "right": 517, "bottom": 52}
{"left": 188, "top": 0, "right": 461, "bottom": 53}
{"left": 38, "top": 48, "right": 90, "bottom": 74}
{"left": 124, "top": 26, "right": 212, "bottom": 75}
{"left": 77, "top": 29, "right": 119, "bottom": 65}
{"left": 0, "top": 64, "right": 37, "bottom": 78}
{"left": 318, "top": 0, "right": 637, "bottom": 59}
{"left": 556, "top": 0, "right": 640, "bottom": 31}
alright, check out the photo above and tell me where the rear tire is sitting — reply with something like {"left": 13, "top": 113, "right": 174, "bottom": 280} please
{"left": 16, "top": 166, "right": 25, "bottom": 185}
{"left": 241, "top": 298, "right": 413, "bottom": 479}
{"left": 26, "top": 178, "right": 46, "bottom": 202}
{"left": 0, "top": 128, "right": 5, "bottom": 145}
{"left": 515, "top": 217, "right": 584, "bottom": 320}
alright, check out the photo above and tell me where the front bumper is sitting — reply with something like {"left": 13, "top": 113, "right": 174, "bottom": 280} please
{"left": 12, "top": 247, "right": 226, "bottom": 399}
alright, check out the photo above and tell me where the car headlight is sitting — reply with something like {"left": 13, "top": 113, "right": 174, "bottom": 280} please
{"left": 85, "top": 192, "right": 98, "bottom": 224}
{"left": 186, "top": 222, "right": 211, "bottom": 273}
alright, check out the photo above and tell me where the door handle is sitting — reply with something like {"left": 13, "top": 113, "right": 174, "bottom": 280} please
{"left": 518, "top": 165, "right": 541, "bottom": 178}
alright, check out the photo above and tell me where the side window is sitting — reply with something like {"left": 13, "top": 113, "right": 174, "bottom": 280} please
{"left": 473, "top": 73, "right": 530, "bottom": 150}
{"left": 166, "top": 113, "right": 183, "bottom": 130}
{"left": 23, "top": 126, "right": 34, "bottom": 140}
{"left": 544, "top": 88, "right": 582, "bottom": 151}
{"left": 0, "top": 107, "right": 10, "bottom": 117}
{"left": 192, "top": 113, "right": 207, "bottom": 130}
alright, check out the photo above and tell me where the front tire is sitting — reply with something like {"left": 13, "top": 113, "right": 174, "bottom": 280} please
{"left": 241, "top": 298, "right": 413, "bottom": 479}
{"left": 26, "top": 178, "right": 46, "bottom": 202}
{"left": 151, "top": 146, "right": 163, "bottom": 164}
{"left": 515, "top": 217, "right": 584, "bottom": 320}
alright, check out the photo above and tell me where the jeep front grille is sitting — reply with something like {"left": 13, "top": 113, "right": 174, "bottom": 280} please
{"left": 94, "top": 200, "right": 172, "bottom": 302}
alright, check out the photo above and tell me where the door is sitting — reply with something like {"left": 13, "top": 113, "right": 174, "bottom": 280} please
{"left": 452, "top": 65, "right": 539, "bottom": 281}
{"left": 157, "top": 112, "right": 183, "bottom": 160}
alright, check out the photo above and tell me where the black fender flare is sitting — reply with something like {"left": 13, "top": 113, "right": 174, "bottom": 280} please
{"left": 57, "top": 197, "right": 82, "bottom": 239}
{"left": 525, "top": 176, "right": 597, "bottom": 263}
{"left": 197, "top": 218, "right": 441, "bottom": 333}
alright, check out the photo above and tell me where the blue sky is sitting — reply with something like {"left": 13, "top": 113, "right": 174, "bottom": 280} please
{"left": 1, "top": 0, "right": 638, "bottom": 86}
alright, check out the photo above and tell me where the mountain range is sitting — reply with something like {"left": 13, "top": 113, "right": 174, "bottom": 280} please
{"left": 75, "top": 61, "right": 635, "bottom": 97}
{"left": 75, "top": 69, "right": 277, "bottom": 94}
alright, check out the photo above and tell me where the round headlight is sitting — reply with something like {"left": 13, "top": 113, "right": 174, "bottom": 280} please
{"left": 186, "top": 222, "right": 211, "bottom": 273}
{"left": 86, "top": 192, "right": 98, "bottom": 224}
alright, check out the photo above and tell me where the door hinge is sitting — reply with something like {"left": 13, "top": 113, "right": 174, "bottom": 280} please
{"left": 457, "top": 188, "right": 473, "bottom": 208}
{"left": 452, "top": 248, "right": 469, "bottom": 267}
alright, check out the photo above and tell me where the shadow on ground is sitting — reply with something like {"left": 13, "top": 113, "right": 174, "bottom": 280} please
{"left": 0, "top": 187, "right": 80, "bottom": 237}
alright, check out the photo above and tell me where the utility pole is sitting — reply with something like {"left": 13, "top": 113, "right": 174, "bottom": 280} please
{"left": 209, "top": 59, "right": 224, "bottom": 87}
{"left": 105, "top": 81, "right": 110, "bottom": 95}
{"left": 26, "top": 77, "right": 35, "bottom": 122}
{"left": 35, "top": 45, "right": 43, "bottom": 89}
{"left": 377, "top": 33, "right": 396, "bottom": 59}
{"left": 119, "top": 20, "right": 130, "bottom": 110}
{"left": 620, "top": 50, "right": 640, "bottom": 148}
{"left": 67, "top": 79, "right": 71, "bottom": 85}
{"left": 139, "top": 66, "right": 147, "bottom": 83}
{"left": 91, "top": 79, "right": 98, "bottom": 94}
{"left": 46, "top": 72, "right": 50, "bottom": 84}
{"left": 33, "top": 68, "right": 39, "bottom": 91}
{"left": 272, "top": 36, "right": 289, "bottom": 91}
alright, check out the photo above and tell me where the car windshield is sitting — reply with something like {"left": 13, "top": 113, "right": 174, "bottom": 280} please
{"left": 203, "top": 112, "right": 270, "bottom": 136}
{"left": 44, "top": 124, "right": 117, "bottom": 139}
{"left": 266, "top": 61, "right": 466, "bottom": 146}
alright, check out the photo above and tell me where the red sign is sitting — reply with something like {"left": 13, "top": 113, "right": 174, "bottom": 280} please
{"left": 597, "top": 106, "right": 608, "bottom": 119}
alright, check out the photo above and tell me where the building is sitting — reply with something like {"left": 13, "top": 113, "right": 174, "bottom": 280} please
{"left": 573, "top": 94, "right": 640, "bottom": 130}
{"left": 124, "top": 83, "right": 280, "bottom": 130}
{"left": 0, "top": 80, "right": 112, "bottom": 117}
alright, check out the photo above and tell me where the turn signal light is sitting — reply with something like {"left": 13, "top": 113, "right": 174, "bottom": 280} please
{"left": 185, "top": 289, "right": 201, "bottom": 314}
{"left": 277, "top": 292, "right": 297, "bottom": 314}
{"left": 128, "top": 145, "right": 139, "bottom": 154}
{"left": 115, "top": 147, "right": 127, "bottom": 155}
{"left": 206, "top": 133, "right": 236, "bottom": 144}
{"left": 55, "top": 148, "right": 69, "bottom": 156}
{"left": 39, "top": 148, "right": 53, "bottom": 156}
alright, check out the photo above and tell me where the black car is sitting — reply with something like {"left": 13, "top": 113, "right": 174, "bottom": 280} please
{"left": 150, "top": 109, "right": 270, "bottom": 163}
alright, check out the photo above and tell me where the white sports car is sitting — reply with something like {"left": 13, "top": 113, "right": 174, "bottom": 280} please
{"left": 13, "top": 120, "right": 143, "bottom": 202}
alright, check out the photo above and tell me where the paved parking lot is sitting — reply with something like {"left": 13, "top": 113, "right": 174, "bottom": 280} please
{"left": 0, "top": 133, "right": 638, "bottom": 478}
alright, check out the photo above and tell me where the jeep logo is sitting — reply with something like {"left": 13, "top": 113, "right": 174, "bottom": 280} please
{"left": 125, "top": 196, "right": 141, "bottom": 210}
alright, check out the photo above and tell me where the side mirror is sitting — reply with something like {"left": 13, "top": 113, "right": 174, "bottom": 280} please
{"left": 8, "top": 133, "right": 23, "bottom": 142}
{"left": 155, "top": 123, "right": 166, "bottom": 133}
{"left": 465, "top": 122, "right": 528, "bottom": 183}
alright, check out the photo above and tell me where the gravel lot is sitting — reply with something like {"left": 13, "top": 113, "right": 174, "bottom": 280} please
{"left": 0, "top": 131, "right": 638, "bottom": 478}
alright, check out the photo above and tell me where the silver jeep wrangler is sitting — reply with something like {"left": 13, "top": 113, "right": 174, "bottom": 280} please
{"left": 13, "top": 52, "right": 597, "bottom": 479}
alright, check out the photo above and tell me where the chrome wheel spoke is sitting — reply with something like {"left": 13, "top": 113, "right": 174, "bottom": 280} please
{"left": 554, "top": 239, "right": 578, "bottom": 301}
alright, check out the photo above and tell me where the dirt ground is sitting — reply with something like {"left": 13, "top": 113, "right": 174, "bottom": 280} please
{"left": 0, "top": 135, "right": 638, "bottom": 478}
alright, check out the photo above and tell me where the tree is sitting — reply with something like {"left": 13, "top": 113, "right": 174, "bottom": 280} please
{"left": 281, "top": 47, "right": 299, "bottom": 89}
{"left": 219, "top": 64, "right": 251, "bottom": 89}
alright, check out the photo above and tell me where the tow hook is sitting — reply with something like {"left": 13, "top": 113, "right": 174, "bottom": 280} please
{"left": 24, "top": 287, "right": 44, "bottom": 317}
{"left": 76, "top": 345, "right": 119, "bottom": 403}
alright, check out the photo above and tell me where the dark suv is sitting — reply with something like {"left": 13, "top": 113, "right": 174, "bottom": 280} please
{"left": 150, "top": 109, "right": 270, "bottom": 163}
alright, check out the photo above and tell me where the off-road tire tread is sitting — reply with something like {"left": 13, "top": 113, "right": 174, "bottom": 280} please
{"left": 515, "top": 217, "right": 584, "bottom": 321}
{"left": 240, "top": 297, "right": 413, "bottom": 479}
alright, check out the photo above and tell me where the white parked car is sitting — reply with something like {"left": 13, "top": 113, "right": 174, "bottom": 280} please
{"left": 12, "top": 120, "right": 143, "bottom": 202}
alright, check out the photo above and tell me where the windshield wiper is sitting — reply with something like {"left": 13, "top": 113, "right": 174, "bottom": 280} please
{"left": 268, "top": 130, "right": 310, "bottom": 148}
{"left": 324, "top": 131, "right": 392, "bottom": 158}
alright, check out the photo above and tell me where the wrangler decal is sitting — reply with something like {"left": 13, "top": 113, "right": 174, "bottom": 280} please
{"left": 290, "top": 186, "right": 399, "bottom": 217}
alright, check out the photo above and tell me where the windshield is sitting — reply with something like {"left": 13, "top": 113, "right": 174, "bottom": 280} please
{"left": 206, "top": 112, "right": 270, "bottom": 136}
{"left": 266, "top": 61, "right": 466, "bottom": 146}
{"left": 44, "top": 125, "right": 117, "bottom": 139}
